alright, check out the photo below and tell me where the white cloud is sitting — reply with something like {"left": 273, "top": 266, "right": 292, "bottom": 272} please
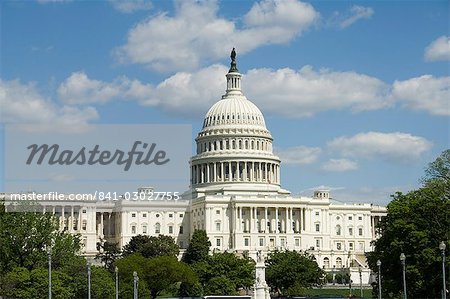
{"left": 58, "top": 71, "right": 129, "bottom": 104}
{"left": 115, "top": 0, "right": 319, "bottom": 71}
{"left": 327, "top": 132, "right": 432, "bottom": 163}
{"left": 0, "top": 79, "right": 98, "bottom": 126}
{"left": 244, "top": 65, "right": 391, "bottom": 117}
{"left": 392, "top": 75, "right": 450, "bottom": 116}
{"left": 339, "top": 5, "right": 374, "bottom": 29}
{"left": 109, "top": 0, "right": 152, "bottom": 13}
{"left": 321, "top": 158, "right": 358, "bottom": 172}
{"left": 275, "top": 146, "right": 321, "bottom": 165}
{"left": 424, "top": 36, "right": 450, "bottom": 62}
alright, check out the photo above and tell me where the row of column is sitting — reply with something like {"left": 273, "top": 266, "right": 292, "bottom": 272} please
{"left": 197, "top": 137, "right": 272, "bottom": 154}
{"left": 42, "top": 206, "right": 114, "bottom": 237}
{"left": 233, "top": 206, "right": 309, "bottom": 234}
{"left": 192, "top": 161, "right": 280, "bottom": 185}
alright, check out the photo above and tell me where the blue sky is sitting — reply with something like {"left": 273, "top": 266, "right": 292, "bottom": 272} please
{"left": 1, "top": 0, "right": 449, "bottom": 205}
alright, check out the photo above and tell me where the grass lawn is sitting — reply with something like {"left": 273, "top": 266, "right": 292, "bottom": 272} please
{"left": 303, "top": 287, "right": 373, "bottom": 298}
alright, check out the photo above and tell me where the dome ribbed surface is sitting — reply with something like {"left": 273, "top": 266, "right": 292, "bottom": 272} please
{"left": 202, "top": 97, "right": 266, "bottom": 129}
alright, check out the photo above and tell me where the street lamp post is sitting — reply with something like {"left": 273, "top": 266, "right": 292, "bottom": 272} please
{"left": 87, "top": 262, "right": 91, "bottom": 299}
{"left": 133, "top": 271, "right": 139, "bottom": 299}
{"left": 48, "top": 248, "right": 52, "bottom": 299}
{"left": 440, "top": 241, "right": 447, "bottom": 299}
{"left": 400, "top": 253, "right": 407, "bottom": 299}
{"left": 115, "top": 266, "right": 119, "bottom": 299}
{"left": 359, "top": 266, "right": 363, "bottom": 298}
{"left": 377, "top": 260, "right": 382, "bottom": 299}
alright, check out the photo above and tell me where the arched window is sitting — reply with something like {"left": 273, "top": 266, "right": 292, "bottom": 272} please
{"left": 323, "top": 257, "right": 330, "bottom": 269}
{"left": 155, "top": 223, "right": 161, "bottom": 234}
{"left": 336, "top": 225, "right": 341, "bottom": 236}
{"left": 336, "top": 257, "right": 343, "bottom": 268}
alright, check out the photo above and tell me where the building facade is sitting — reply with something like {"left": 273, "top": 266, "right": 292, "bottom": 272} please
{"left": 3, "top": 51, "right": 386, "bottom": 283}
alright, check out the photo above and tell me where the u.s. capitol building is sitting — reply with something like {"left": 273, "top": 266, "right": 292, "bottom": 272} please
{"left": 4, "top": 51, "right": 386, "bottom": 283}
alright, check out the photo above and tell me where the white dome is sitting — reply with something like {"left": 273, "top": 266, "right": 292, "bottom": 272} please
{"left": 202, "top": 97, "right": 266, "bottom": 129}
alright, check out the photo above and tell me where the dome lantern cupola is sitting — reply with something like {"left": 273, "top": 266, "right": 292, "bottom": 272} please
{"left": 225, "top": 47, "right": 242, "bottom": 96}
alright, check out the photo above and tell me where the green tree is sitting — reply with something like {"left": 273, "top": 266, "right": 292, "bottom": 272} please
{"left": 266, "top": 250, "right": 324, "bottom": 295}
{"left": 122, "top": 234, "right": 179, "bottom": 258}
{"left": 0, "top": 267, "right": 74, "bottom": 299}
{"left": 0, "top": 207, "right": 81, "bottom": 273}
{"left": 367, "top": 150, "right": 450, "bottom": 299}
{"left": 144, "top": 256, "right": 198, "bottom": 299}
{"left": 182, "top": 230, "right": 211, "bottom": 264}
{"left": 96, "top": 240, "right": 121, "bottom": 272}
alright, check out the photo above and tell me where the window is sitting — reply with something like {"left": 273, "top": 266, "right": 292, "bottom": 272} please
{"left": 336, "top": 242, "right": 342, "bottom": 250}
{"left": 349, "top": 242, "right": 354, "bottom": 251}
{"left": 244, "top": 238, "right": 249, "bottom": 246}
{"left": 295, "top": 238, "right": 300, "bottom": 247}
{"left": 358, "top": 216, "right": 362, "bottom": 221}
{"left": 156, "top": 214, "right": 160, "bottom": 218}
{"left": 315, "top": 223, "right": 320, "bottom": 232}
{"left": 280, "top": 238, "right": 285, "bottom": 247}
{"left": 143, "top": 213, "right": 147, "bottom": 218}
{"left": 216, "top": 222, "right": 221, "bottom": 231}
{"left": 132, "top": 213, "right": 136, "bottom": 218}
{"left": 315, "top": 211, "right": 320, "bottom": 216}
{"left": 359, "top": 242, "right": 364, "bottom": 251}
{"left": 82, "top": 220, "right": 87, "bottom": 230}
{"left": 169, "top": 226, "right": 173, "bottom": 234}
{"left": 323, "top": 257, "right": 330, "bottom": 268}
{"left": 336, "top": 216, "right": 340, "bottom": 220}
{"left": 155, "top": 223, "right": 161, "bottom": 234}
{"left": 82, "top": 209, "right": 86, "bottom": 214}
{"left": 169, "top": 213, "right": 173, "bottom": 218}
{"left": 316, "top": 239, "right": 321, "bottom": 248}
{"left": 359, "top": 228, "right": 363, "bottom": 236}
{"left": 336, "top": 257, "right": 343, "bottom": 268}
{"left": 349, "top": 227, "right": 353, "bottom": 236}
{"left": 259, "top": 238, "right": 264, "bottom": 246}
{"left": 142, "top": 225, "right": 147, "bottom": 234}
{"left": 179, "top": 226, "right": 184, "bottom": 234}
{"left": 131, "top": 225, "right": 136, "bottom": 234}
{"left": 216, "top": 238, "right": 221, "bottom": 247}
{"left": 336, "top": 225, "right": 341, "bottom": 235}
{"left": 216, "top": 210, "right": 220, "bottom": 215}
{"left": 179, "top": 213, "right": 183, "bottom": 218}
{"left": 348, "top": 216, "right": 352, "bottom": 220}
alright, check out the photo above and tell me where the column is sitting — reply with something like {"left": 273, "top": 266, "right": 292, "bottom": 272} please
{"left": 239, "top": 207, "right": 243, "bottom": 232}
{"left": 258, "top": 162, "right": 262, "bottom": 182}
{"left": 264, "top": 163, "right": 267, "bottom": 181}
{"left": 275, "top": 207, "right": 279, "bottom": 233}
{"left": 285, "top": 208, "right": 289, "bottom": 232}
{"left": 250, "top": 207, "right": 253, "bottom": 233}
{"left": 264, "top": 207, "right": 268, "bottom": 233}
{"left": 100, "top": 212, "right": 104, "bottom": 237}
{"left": 78, "top": 207, "right": 82, "bottom": 231}
{"left": 244, "top": 162, "right": 247, "bottom": 181}
{"left": 228, "top": 162, "right": 232, "bottom": 181}
{"left": 201, "top": 164, "right": 204, "bottom": 183}
{"left": 250, "top": 162, "right": 254, "bottom": 181}
{"left": 289, "top": 208, "right": 293, "bottom": 233}
{"left": 61, "top": 206, "right": 65, "bottom": 230}
{"left": 206, "top": 163, "right": 210, "bottom": 183}
{"left": 70, "top": 206, "right": 74, "bottom": 232}
{"left": 302, "top": 208, "right": 306, "bottom": 231}
{"left": 237, "top": 161, "right": 240, "bottom": 181}
{"left": 213, "top": 162, "right": 217, "bottom": 182}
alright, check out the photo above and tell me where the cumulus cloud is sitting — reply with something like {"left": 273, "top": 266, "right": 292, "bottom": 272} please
{"left": 321, "top": 158, "right": 358, "bottom": 172}
{"left": 275, "top": 146, "right": 321, "bottom": 165}
{"left": 115, "top": 0, "right": 319, "bottom": 71}
{"left": 244, "top": 65, "right": 391, "bottom": 117}
{"left": 58, "top": 71, "right": 135, "bottom": 104}
{"left": 0, "top": 79, "right": 98, "bottom": 126}
{"left": 392, "top": 75, "right": 450, "bottom": 116}
{"left": 424, "top": 36, "right": 450, "bottom": 61}
{"left": 109, "top": 0, "right": 152, "bottom": 13}
{"left": 327, "top": 132, "right": 432, "bottom": 163}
